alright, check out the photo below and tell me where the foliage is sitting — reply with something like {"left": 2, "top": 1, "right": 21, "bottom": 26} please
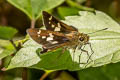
{"left": 0, "top": 26, "right": 17, "bottom": 40}
{"left": 78, "top": 62, "right": 120, "bottom": 80}
{"left": 0, "top": 0, "right": 120, "bottom": 79}
{"left": 7, "top": 0, "right": 65, "bottom": 19}
{"left": 6, "top": 11, "right": 120, "bottom": 71}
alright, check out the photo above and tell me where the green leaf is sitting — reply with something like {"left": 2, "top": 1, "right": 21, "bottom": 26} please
{"left": 102, "top": 63, "right": 120, "bottom": 80}
{"left": 0, "top": 26, "right": 18, "bottom": 40}
{"left": 77, "top": 63, "right": 120, "bottom": 80}
{"left": 0, "top": 48, "right": 4, "bottom": 56}
{"left": 7, "top": 11, "right": 120, "bottom": 71}
{"left": 66, "top": 0, "right": 94, "bottom": 12}
{"left": 0, "top": 39, "right": 15, "bottom": 60}
{"left": 75, "top": 0, "right": 86, "bottom": 3}
{"left": 57, "top": 6, "right": 79, "bottom": 19}
{"left": 78, "top": 67, "right": 109, "bottom": 80}
{"left": 6, "top": 39, "right": 41, "bottom": 69}
{"left": 0, "top": 39, "right": 15, "bottom": 50}
{"left": 7, "top": 0, "right": 65, "bottom": 20}
{"left": 0, "top": 49, "right": 14, "bottom": 60}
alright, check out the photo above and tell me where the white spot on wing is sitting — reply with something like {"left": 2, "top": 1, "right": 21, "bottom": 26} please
{"left": 54, "top": 27, "right": 60, "bottom": 31}
{"left": 57, "top": 23, "right": 61, "bottom": 28}
{"left": 42, "top": 36, "right": 46, "bottom": 39}
{"left": 49, "top": 21, "right": 51, "bottom": 24}
{"left": 54, "top": 23, "right": 61, "bottom": 31}
{"left": 51, "top": 24, "right": 55, "bottom": 28}
{"left": 46, "top": 33, "right": 54, "bottom": 41}
{"left": 38, "top": 35, "right": 40, "bottom": 37}
{"left": 37, "top": 30, "right": 41, "bottom": 34}
{"left": 49, "top": 33, "right": 54, "bottom": 37}
{"left": 46, "top": 37, "right": 53, "bottom": 41}
{"left": 49, "top": 16, "right": 52, "bottom": 20}
{"left": 51, "top": 41, "right": 58, "bottom": 44}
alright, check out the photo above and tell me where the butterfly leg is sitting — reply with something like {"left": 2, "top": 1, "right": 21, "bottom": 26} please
{"left": 81, "top": 49, "right": 90, "bottom": 63}
{"left": 78, "top": 45, "right": 87, "bottom": 64}
{"left": 62, "top": 47, "right": 67, "bottom": 53}
{"left": 88, "top": 43, "right": 94, "bottom": 57}
{"left": 86, "top": 43, "right": 94, "bottom": 62}
{"left": 82, "top": 43, "right": 94, "bottom": 68}
{"left": 72, "top": 45, "right": 78, "bottom": 62}
{"left": 80, "top": 43, "right": 94, "bottom": 64}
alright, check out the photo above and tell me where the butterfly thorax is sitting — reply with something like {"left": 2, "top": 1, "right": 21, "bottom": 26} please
{"left": 79, "top": 33, "right": 89, "bottom": 45}
{"left": 65, "top": 31, "right": 89, "bottom": 46}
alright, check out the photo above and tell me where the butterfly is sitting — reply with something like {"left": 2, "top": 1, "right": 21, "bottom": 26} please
{"left": 27, "top": 11, "right": 107, "bottom": 63}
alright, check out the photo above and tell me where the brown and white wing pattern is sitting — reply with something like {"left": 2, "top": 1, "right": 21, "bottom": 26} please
{"left": 27, "top": 28, "right": 70, "bottom": 53}
{"left": 42, "top": 11, "right": 78, "bottom": 33}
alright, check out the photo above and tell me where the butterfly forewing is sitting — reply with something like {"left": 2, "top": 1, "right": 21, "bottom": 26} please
{"left": 42, "top": 11, "right": 78, "bottom": 33}
{"left": 27, "top": 28, "right": 70, "bottom": 53}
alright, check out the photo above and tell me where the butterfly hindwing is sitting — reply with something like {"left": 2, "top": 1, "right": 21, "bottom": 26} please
{"left": 42, "top": 11, "right": 78, "bottom": 33}
{"left": 27, "top": 28, "right": 70, "bottom": 53}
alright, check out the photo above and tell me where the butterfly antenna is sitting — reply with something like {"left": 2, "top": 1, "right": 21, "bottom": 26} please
{"left": 88, "top": 28, "right": 108, "bottom": 34}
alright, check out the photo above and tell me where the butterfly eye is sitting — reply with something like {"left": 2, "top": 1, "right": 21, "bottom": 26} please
{"left": 79, "top": 37, "right": 84, "bottom": 41}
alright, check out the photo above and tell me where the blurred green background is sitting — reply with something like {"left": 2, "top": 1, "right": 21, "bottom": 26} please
{"left": 0, "top": 0, "right": 120, "bottom": 80}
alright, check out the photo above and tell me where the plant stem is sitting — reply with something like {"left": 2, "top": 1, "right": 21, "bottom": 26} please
{"left": 40, "top": 70, "right": 54, "bottom": 80}
{"left": 66, "top": 0, "right": 94, "bottom": 12}
{"left": 40, "top": 72, "right": 49, "bottom": 80}
{"left": 86, "top": 0, "right": 92, "bottom": 7}
{"left": 31, "top": 19, "right": 36, "bottom": 28}
{"left": 114, "top": 0, "right": 120, "bottom": 17}
{"left": 22, "top": 68, "right": 28, "bottom": 80}
{"left": 9, "top": 39, "right": 18, "bottom": 51}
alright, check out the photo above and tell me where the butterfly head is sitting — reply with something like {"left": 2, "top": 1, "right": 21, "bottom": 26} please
{"left": 79, "top": 33, "right": 89, "bottom": 44}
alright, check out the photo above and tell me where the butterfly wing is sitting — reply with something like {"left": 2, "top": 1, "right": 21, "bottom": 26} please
{"left": 27, "top": 28, "right": 70, "bottom": 53}
{"left": 42, "top": 11, "right": 78, "bottom": 33}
